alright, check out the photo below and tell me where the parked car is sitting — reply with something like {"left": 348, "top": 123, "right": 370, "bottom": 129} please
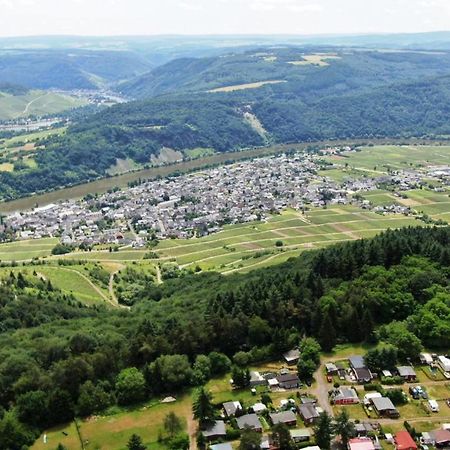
{"left": 446, "top": 398, "right": 450, "bottom": 408}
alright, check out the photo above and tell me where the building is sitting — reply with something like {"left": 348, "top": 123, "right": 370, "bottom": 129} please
{"left": 236, "top": 414, "right": 263, "bottom": 432}
{"left": 348, "top": 438, "right": 376, "bottom": 450}
{"left": 371, "top": 397, "right": 399, "bottom": 418}
{"left": 438, "top": 355, "right": 450, "bottom": 372}
{"left": 252, "top": 402, "right": 267, "bottom": 414}
{"left": 249, "top": 371, "right": 267, "bottom": 387}
{"left": 290, "top": 428, "right": 312, "bottom": 443}
{"left": 283, "top": 349, "right": 300, "bottom": 365}
{"left": 430, "top": 429, "right": 450, "bottom": 447}
{"left": 277, "top": 373, "right": 301, "bottom": 389}
{"left": 363, "top": 392, "right": 382, "bottom": 406}
{"left": 395, "top": 431, "right": 417, "bottom": 450}
{"left": 349, "top": 356, "right": 373, "bottom": 383}
{"left": 420, "top": 353, "right": 433, "bottom": 365}
{"left": 397, "top": 366, "right": 417, "bottom": 382}
{"left": 332, "top": 387, "right": 359, "bottom": 405}
{"left": 202, "top": 421, "right": 226, "bottom": 441}
{"left": 210, "top": 443, "right": 233, "bottom": 450}
{"left": 223, "top": 401, "right": 242, "bottom": 418}
{"left": 270, "top": 410, "right": 297, "bottom": 427}
{"left": 299, "top": 403, "right": 320, "bottom": 425}
{"left": 325, "top": 362, "right": 338, "bottom": 374}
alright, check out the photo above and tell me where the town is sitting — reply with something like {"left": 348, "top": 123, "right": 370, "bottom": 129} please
{"left": 4, "top": 147, "right": 449, "bottom": 248}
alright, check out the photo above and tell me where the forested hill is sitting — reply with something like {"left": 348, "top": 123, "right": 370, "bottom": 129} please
{"left": 0, "top": 226, "right": 449, "bottom": 446}
{"left": 0, "top": 50, "right": 152, "bottom": 90}
{"left": 4, "top": 48, "right": 450, "bottom": 199}
{"left": 120, "top": 47, "right": 450, "bottom": 98}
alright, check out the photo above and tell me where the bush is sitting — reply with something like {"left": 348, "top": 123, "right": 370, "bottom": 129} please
{"left": 226, "top": 428, "right": 241, "bottom": 440}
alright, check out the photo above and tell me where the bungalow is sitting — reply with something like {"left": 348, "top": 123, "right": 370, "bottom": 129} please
{"left": 299, "top": 403, "right": 320, "bottom": 425}
{"left": 290, "top": 428, "right": 312, "bottom": 443}
{"left": 277, "top": 373, "right": 301, "bottom": 389}
{"left": 349, "top": 356, "right": 373, "bottom": 383}
{"left": 210, "top": 444, "right": 233, "bottom": 450}
{"left": 395, "top": 431, "right": 417, "bottom": 450}
{"left": 430, "top": 429, "right": 450, "bottom": 447}
{"left": 268, "top": 376, "right": 279, "bottom": 389}
{"left": 420, "top": 353, "right": 433, "bottom": 365}
{"left": 223, "top": 401, "right": 242, "bottom": 418}
{"left": 371, "top": 397, "right": 399, "bottom": 418}
{"left": 333, "top": 387, "right": 359, "bottom": 405}
{"left": 283, "top": 348, "right": 300, "bottom": 365}
{"left": 354, "top": 422, "right": 377, "bottom": 436}
{"left": 325, "top": 363, "right": 338, "bottom": 375}
{"left": 363, "top": 392, "right": 382, "bottom": 406}
{"left": 250, "top": 371, "right": 267, "bottom": 387}
{"left": 397, "top": 366, "right": 417, "bottom": 382}
{"left": 438, "top": 355, "right": 450, "bottom": 373}
{"left": 348, "top": 438, "right": 376, "bottom": 450}
{"left": 236, "top": 414, "right": 263, "bottom": 432}
{"left": 270, "top": 410, "right": 297, "bottom": 427}
{"left": 252, "top": 402, "right": 267, "bottom": 414}
{"left": 202, "top": 421, "right": 227, "bottom": 441}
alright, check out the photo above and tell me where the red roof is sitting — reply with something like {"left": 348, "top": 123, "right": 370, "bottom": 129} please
{"left": 395, "top": 431, "right": 417, "bottom": 450}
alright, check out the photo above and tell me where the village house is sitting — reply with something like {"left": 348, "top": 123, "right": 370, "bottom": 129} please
{"left": 419, "top": 353, "right": 433, "bottom": 365}
{"left": 283, "top": 348, "right": 300, "bottom": 365}
{"left": 290, "top": 428, "right": 312, "bottom": 443}
{"left": 371, "top": 397, "right": 399, "bottom": 418}
{"left": 236, "top": 414, "right": 263, "bottom": 432}
{"left": 332, "top": 387, "right": 359, "bottom": 405}
{"left": 298, "top": 404, "right": 320, "bottom": 425}
{"left": 396, "top": 366, "right": 417, "bottom": 382}
{"left": 429, "top": 429, "right": 450, "bottom": 447}
{"left": 252, "top": 402, "right": 267, "bottom": 414}
{"left": 276, "top": 373, "right": 301, "bottom": 389}
{"left": 349, "top": 356, "right": 373, "bottom": 383}
{"left": 202, "top": 420, "right": 227, "bottom": 441}
{"left": 223, "top": 401, "right": 242, "bottom": 418}
{"left": 394, "top": 431, "right": 417, "bottom": 450}
{"left": 210, "top": 443, "right": 233, "bottom": 450}
{"left": 249, "top": 371, "right": 267, "bottom": 387}
{"left": 348, "top": 438, "right": 376, "bottom": 450}
{"left": 270, "top": 411, "right": 297, "bottom": 427}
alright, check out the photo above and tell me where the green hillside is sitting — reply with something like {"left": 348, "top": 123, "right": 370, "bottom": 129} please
{"left": 0, "top": 89, "right": 88, "bottom": 120}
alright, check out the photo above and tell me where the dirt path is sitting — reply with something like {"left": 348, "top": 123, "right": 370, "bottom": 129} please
{"left": 17, "top": 92, "right": 49, "bottom": 118}
{"left": 186, "top": 413, "right": 198, "bottom": 450}
{"left": 311, "top": 363, "right": 335, "bottom": 417}
{"left": 58, "top": 267, "right": 115, "bottom": 306}
{"left": 155, "top": 264, "right": 162, "bottom": 285}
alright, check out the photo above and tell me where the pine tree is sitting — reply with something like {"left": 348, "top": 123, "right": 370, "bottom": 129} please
{"left": 319, "top": 311, "right": 336, "bottom": 352}
{"left": 314, "top": 412, "right": 333, "bottom": 450}
{"left": 127, "top": 434, "right": 146, "bottom": 450}
{"left": 192, "top": 387, "right": 214, "bottom": 426}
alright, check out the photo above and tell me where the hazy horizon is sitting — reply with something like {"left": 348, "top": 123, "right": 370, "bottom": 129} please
{"left": 1, "top": 0, "right": 450, "bottom": 38}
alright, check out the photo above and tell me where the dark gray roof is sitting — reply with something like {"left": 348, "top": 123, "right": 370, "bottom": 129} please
{"left": 270, "top": 410, "right": 297, "bottom": 425}
{"left": 397, "top": 366, "right": 416, "bottom": 377}
{"left": 335, "top": 387, "right": 359, "bottom": 400}
{"left": 372, "top": 397, "right": 396, "bottom": 411}
{"left": 277, "top": 373, "right": 300, "bottom": 383}
{"left": 299, "top": 404, "right": 319, "bottom": 420}
{"left": 283, "top": 349, "right": 300, "bottom": 361}
{"left": 223, "top": 401, "right": 242, "bottom": 417}
{"left": 236, "top": 414, "right": 262, "bottom": 430}
{"left": 202, "top": 420, "right": 226, "bottom": 438}
{"left": 349, "top": 355, "right": 366, "bottom": 369}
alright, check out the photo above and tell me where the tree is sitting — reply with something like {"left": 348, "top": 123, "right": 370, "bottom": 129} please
{"left": 334, "top": 409, "right": 355, "bottom": 449}
{"left": 314, "top": 412, "right": 333, "bottom": 450}
{"left": 163, "top": 412, "right": 183, "bottom": 438}
{"left": 127, "top": 434, "right": 146, "bottom": 450}
{"left": 56, "top": 445, "right": 68, "bottom": 450}
{"left": 147, "top": 355, "right": 193, "bottom": 393}
{"left": 248, "top": 316, "right": 272, "bottom": 346}
{"left": 116, "top": 367, "right": 146, "bottom": 405}
{"left": 0, "top": 412, "right": 34, "bottom": 450}
{"left": 16, "top": 390, "right": 49, "bottom": 428}
{"left": 319, "top": 311, "right": 337, "bottom": 352}
{"left": 192, "top": 355, "right": 212, "bottom": 385}
{"left": 168, "top": 433, "right": 189, "bottom": 450}
{"left": 192, "top": 387, "right": 214, "bottom": 426}
{"left": 239, "top": 427, "right": 262, "bottom": 450}
{"left": 271, "top": 423, "right": 294, "bottom": 450}
{"left": 208, "top": 352, "right": 231, "bottom": 375}
{"left": 299, "top": 337, "right": 321, "bottom": 365}
{"left": 232, "top": 366, "right": 250, "bottom": 389}
{"left": 297, "top": 358, "right": 316, "bottom": 381}
{"left": 77, "top": 380, "right": 112, "bottom": 417}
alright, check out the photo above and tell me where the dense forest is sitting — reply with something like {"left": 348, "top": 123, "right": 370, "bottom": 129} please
{"left": 0, "top": 226, "right": 449, "bottom": 447}
{"left": 3, "top": 49, "right": 450, "bottom": 199}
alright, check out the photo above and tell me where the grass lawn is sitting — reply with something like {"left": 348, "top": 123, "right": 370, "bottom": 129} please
{"left": 33, "top": 396, "right": 192, "bottom": 450}
{"left": 333, "top": 404, "right": 369, "bottom": 420}
{"left": 0, "top": 237, "right": 58, "bottom": 261}
{"left": 31, "top": 422, "right": 81, "bottom": 450}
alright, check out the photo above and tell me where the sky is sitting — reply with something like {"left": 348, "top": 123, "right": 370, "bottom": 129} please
{"left": 0, "top": 0, "right": 450, "bottom": 37}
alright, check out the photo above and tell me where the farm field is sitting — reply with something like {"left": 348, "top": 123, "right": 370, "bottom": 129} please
{"left": 325, "top": 145, "right": 450, "bottom": 172}
{"left": 0, "top": 237, "right": 57, "bottom": 261}
{"left": 0, "top": 90, "right": 87, "bottom": 120}
{"left": 208, "top": 80, "right": 286, "bottom": 92}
